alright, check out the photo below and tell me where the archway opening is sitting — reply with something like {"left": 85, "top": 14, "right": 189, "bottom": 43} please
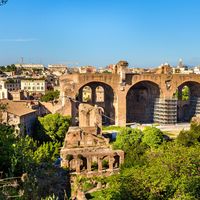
{"left": 175, "top": 81, "right": 200, "bottom": 122}
{"left": 82, "top": 86, "right": 92, "bottom": 103}
{"left": 96, "top": 86, "right": 104, "bottom": 102}
{"left": 126, "top": 81, "right": 160, "bottom": 124}
{"left": 77, "top": 82, "right": 115, "bottom": 125}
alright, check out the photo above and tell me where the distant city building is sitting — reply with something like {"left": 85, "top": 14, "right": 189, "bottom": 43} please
{"left": 67, "top": 67, "right": 79, "bottom": 74}
{"left": 21, "top": 78, "right": 46, "bottom": 94}
{"left": 3, "top": 71, "right": 16, "bottom": 77}
{"left": 0, "top": 99, "right": 37, "bottom": 136}
{"left": 0, "top": 79, "right": 8, "bottom": 99}
{"left": 5, "top": 78, "right": 21, "bottom": 91}
{"left": 48, "top": 64, "right": 67, "bottom": 71}
{"left": 172, "top": 58, "right": 194, "bottom": 74}
{"left": 0, "top": 78, "right": 21, "bottom": 98}
{"left": 79, "top": 66, "right": 96, "bottom": 73}
{"left": 8, "top": 90, "right": 29, "bottom": 101}
{"left": 155, "top": 63, "right": 173, "bottom": 74}
{"left": 48, "top": 64, "right": 68, "bottom": 76}
{"left": 15, "top": 63, "right": 45, "bottom": 70}
{"left": 193, "top": 66, "right": 200, "bottom": 74}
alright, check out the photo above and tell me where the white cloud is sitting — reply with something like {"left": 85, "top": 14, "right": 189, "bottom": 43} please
{"left": 0, "top": 38, "right": 38, "bottom": 42}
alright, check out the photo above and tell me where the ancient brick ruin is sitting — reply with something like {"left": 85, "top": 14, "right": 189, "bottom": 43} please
{"left": 60, "top": 103, "right": 124, "bottom": 176}
{"left": 60, "top": 61, "right": 200, "bottom": 126}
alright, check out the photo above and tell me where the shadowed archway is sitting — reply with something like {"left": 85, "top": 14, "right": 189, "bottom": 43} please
{"left": 175, "top": 81, "right": 200, "bottom": 122}
{"left": 126, "top": 81, "right": 160, "bottom": 123}
{"left": 77, "top": 82, "right": 115, "bottom": 125}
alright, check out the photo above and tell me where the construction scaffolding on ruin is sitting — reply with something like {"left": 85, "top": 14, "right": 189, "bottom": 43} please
{"left": 153, "top": 98, "right": 178, "bottom": 124}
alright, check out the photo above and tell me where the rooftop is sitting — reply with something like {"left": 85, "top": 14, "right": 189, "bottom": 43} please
{"left": 0, "top": 100, "right": 36, "bottom": 116}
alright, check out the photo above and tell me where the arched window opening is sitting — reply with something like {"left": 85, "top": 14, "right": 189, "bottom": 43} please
{"left": 96, "top": 86, "right": 104, "bottom": 102}
{"left": 176, "top": 82, "right": 200, "bottom": 122}
{"left": 82, "top": 86, "right": 92, "bottom": 102}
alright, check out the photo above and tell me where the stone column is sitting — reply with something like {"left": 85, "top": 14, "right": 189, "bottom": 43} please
{"left": 98, "top": 157, "right": 102, "bottom": 172}
{"left": 178, "top": 87, "right": 183, "bottom": 100}
{"left": 119, "top": 152, "right": 124, "bottom": 165}
{"left": 91, "top": 86, "right": 96, "bottom": 105}
{"left": 76, "top": 159, "right": 81, "bottom": 173}
{"left": 87, "top": 157, "right": 92, "bottom": 172}
{"left": 108, "top": 156, "right": 114, "bottom": 171}
{"left": 116, "top": 90, "right": 126, "bottom": 126}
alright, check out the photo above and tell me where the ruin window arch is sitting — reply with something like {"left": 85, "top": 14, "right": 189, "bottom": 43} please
{"left": 181, "top": 85, "right": 190, "bottom": 101}
{"left": 82, "top": 86, "right": 92, "bottom": 102}
{"left": 96, "top": 86, "right": 104, "bottom": 102}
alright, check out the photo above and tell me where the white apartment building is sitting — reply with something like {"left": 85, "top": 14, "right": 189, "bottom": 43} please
{"left": 5, "top": 78, "right": 21, "bottom": 91}
{"left": 193, "top": 66, "right": 200, "bottom": 74}
{"left": 0, "top": 79, "right": 8, "bottom": 99}
{"left": 0, "top": 78, "right": 21, "bottom": 99}
{"left": 21, "top": 78, "right": 46, "bottom": 94}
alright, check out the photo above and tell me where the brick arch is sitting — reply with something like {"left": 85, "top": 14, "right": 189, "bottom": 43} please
{"left": 125, "top": 79, "right": 162, "bottom": 97}
{"left": 76, "top": 73, "right": 119, "bottom": 92}
{"left": 77, "top": 81, "right": 116, "bottom": 95}
{"left": 168, "top": 74, "right": 200, "bottom": 97}
{"left": 126, "top": 80, "right": 161, "bottom": 123}
{"left": 77, "top": 81, "right": 116, "bottom": 125}
{"left": 171, "top": 80, "right": 200, "bottom": 98}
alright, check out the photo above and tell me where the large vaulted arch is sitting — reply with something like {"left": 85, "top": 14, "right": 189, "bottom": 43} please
{"left": 175, "top": 81, "right": 200, "bottom": 122}
{"left": 77, "top": 82, "right": 115, "bottom": 125}
{"left": 126, "top": 81, "right": 160, "bottom": 123}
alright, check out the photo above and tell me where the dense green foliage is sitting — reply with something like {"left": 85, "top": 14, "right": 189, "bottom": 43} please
{"left": 1, "top": 116, "right": 200, "bottom": 199}
{"left": 0, "top": 124, "right": 15, "bottom": 173}
{"left": 11, "top": 137, "right": 60, "bottom": 175}
{"left": 0, "top": 113, "right": 71, "bottom": 199}
{"left": 174, "top": 86, "right": 190, "bottom": 101}
{"left": 113, "top": 127, "right": 143, "bottom": 150}
{"left": 90, "top": 125, "right": 200, "bottom": 200}
{"left": 0, "top": 64, "right": 16, "bottom": 72}
{"left": 182, "top": 86, "right": 190, "bottom": 101}
{"left": 37, "top": 113, "right": 71, "bottom": 143}
{"left": 176, "top": 122, "right": 200, "bottom": 146}
{"left": 142, "top": 126, "right": 164, "bottom": 148}
{"left": 41, "top": 90, "right": 60, "bottom": 102}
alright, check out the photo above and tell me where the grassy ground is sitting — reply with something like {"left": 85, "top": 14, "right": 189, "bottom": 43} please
{"left": 102, "top": 124, "right": 190, "bottom": 139}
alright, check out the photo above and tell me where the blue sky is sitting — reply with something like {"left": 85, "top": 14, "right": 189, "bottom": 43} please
{"left": 0, "top": 0, "right": 200, "bottom": 67}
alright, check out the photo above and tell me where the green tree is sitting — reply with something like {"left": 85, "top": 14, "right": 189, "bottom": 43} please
{"left": 182, "top": 86, "right": 190, "bottom": 101}
{"left": 176, "top": 122, "right": 200, "bottom": 146}
{"left": 0, "top": 64, "right": 17, "bottom": 72}
{"left": 113, "top": 127, "right": 143, "bottom": 151}
{"left": 142, "top": 126, "right": 164, "bottom": 148}
{"left": 33, "top": 142, "right": 60, "bottom": 164}
{"left": 41, "top": 90, "right": 60, "bottom": 102}
{"left": 11, "top": 136, "right": 38, "bottom": 175}
{"left": 113, "top": 128, "right": 147, "bottom": 168}
{"left": 96, "top": 142, "right": 200, "bottom": 200}
{"left": 37, "top": 113, "right": 71, "bottom": 143}
{"left": 0, "top": 124, "right": 15, "bottom": 173}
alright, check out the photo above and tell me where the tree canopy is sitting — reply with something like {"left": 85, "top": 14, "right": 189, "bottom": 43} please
{"left": 37, "top": 113, "right": 71, "bottom": 143}
{"left": 90, "top": 126, "right": 200, "bottom": 200}
{"left": 0, "top": 124, "right": 15, "bottom": 173}
{"left": 142, "top": 126, "right": 164, "bottom": 148}
{"left": 0, "top": 113, "right": 71, "bottom": 199}
{"left": 0, "top": 64, "right": 16, "bottom": 72}
{"left": 41, "top": 90, "right": 60, "bottom": 102}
